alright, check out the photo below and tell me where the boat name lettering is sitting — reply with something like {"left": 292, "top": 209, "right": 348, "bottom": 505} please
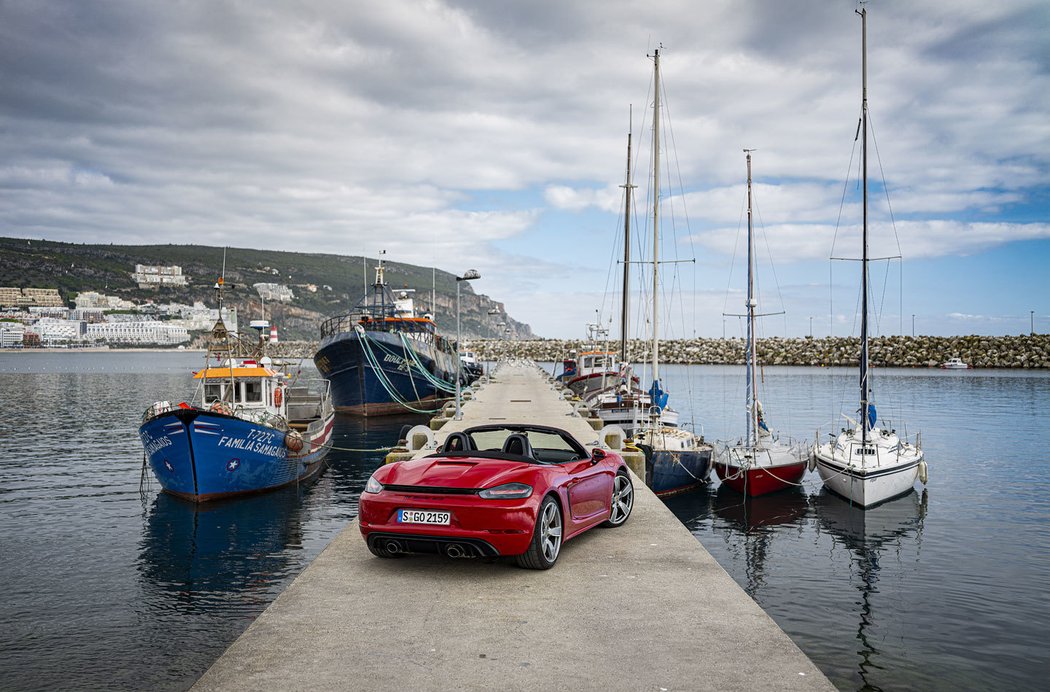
{"left": 217, "top": 435, "right": 286, "bottom": 458}
{"left": 382, "top": 353, "right": 410, "bottom": 372}
{"left": 246, "top": 429, "right": 277, "bottom": 445}
{"left": 140, "top": 432, "right": 172, "bottom": 457}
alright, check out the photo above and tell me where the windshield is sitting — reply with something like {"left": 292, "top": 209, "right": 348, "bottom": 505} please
{"left": 448, "top": 425, "right": 587, "bottom": 464}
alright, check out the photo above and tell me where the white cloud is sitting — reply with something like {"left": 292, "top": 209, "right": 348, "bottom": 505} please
{"left": 0, "top": 0, "right": 1047, "bottom": 337}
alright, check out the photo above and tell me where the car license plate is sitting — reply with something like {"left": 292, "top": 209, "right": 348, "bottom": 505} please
{"left": 398, "top": 509, "right": 451, "bottom": 525}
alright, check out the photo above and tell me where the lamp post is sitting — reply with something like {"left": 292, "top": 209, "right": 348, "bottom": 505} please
{"left": 809, "top": 316, "right": 813, "bottom": 338}
{"left": 1031, "top": 310, "right": 1035, "bottom": 335}
{"left": 912, "top": 314, "right": 915, "bottom": 338}
{"left": 455, "top": 269, "right": 481, "bottom": 420}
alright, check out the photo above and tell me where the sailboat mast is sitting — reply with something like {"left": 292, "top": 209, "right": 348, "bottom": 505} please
{"left": 620, "top": 123, "right": 634, "bottom": 364}
{"left": 745, "top": 150, "right": 757, "bottom": 448}
{"left": 858, "top": 7, "right": 870, "bottom": 445}
{"left": 651, "top": 48, "right": 662, "bottom": 383}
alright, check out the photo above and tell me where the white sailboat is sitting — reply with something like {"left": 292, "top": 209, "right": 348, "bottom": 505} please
{"left": 812, "top": 8, "right": 928, "bottom": 508}
{"left": 632, "top": 47, "right": 712, "bottom": 496}
{"left": 715, "top": 151, "right": 808, "bottom": 496}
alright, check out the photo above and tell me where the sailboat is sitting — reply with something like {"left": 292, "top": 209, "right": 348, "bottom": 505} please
{"left": 715, "top": 151, "right": 808, "bottom": 496}
{"left": 585, "top": 120, "right": 676, "bottom": 436}
{"left": 631, "top": 47, "right": 713, "bottom": 496}
{"left": 812, "top": 8, "right": 928, "bottom": 508}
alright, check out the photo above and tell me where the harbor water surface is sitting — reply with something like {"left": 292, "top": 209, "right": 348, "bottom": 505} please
{"left": 0, "top": 352, "right": 1047, "bottom": 690}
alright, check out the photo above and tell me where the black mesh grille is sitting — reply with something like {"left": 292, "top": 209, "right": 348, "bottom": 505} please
{"left": 384, "top": 484, "right": 479, "bottom": 495}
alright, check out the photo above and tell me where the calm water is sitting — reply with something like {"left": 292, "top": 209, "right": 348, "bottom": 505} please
{"left": 1, "top": 353, "right": 1047, "bottom": 690}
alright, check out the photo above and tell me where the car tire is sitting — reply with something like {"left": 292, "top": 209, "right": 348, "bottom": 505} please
{"left": 515, "top": 495, "right": 562, "bottom": 570}
{"left": 601, "top": 470, "right": 634, "bottom": 528}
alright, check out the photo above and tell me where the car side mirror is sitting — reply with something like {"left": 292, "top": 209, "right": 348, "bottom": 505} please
{"left": 590, "top": 448, "right": 606, "bottom": 463}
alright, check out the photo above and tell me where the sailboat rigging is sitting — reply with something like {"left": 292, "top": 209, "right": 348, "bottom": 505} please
{"left": 811, "top": 8, "right": 928, "bottom": 507}
{"left": 714, "top": 150, "right": 807, "bottom": 496}
{"left": 630, "top": 46, "right": 713, "bottom": 496}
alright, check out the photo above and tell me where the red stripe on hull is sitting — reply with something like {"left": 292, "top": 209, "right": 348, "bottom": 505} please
{"left": 715, "top": 461, "right": 807, "bottom": 497}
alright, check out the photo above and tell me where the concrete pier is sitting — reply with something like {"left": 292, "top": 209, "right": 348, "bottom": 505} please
{"left": 193, "top": 362, "right": 832, "bottom": 691}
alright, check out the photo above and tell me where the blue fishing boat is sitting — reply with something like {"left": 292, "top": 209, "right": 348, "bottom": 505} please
{"left": 140, "top": 278, "right": 334, "bottom": 502}
{"left": 314, "top": 258, "right": 460, "bottom": 415}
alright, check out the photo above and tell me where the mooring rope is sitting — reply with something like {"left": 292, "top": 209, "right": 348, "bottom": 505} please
{"left": 356, "top": 328, "right": 443, "bottom": 414}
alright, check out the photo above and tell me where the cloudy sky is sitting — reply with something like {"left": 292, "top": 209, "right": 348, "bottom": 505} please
{"left": 1, "top": 0, "right": 1047, "bottom": 338}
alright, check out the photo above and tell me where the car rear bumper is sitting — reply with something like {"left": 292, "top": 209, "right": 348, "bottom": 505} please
{"left": 359, "top": 493, "right": 538, "bottom": 556}
{"left": 366, "top": 532, "right": 501, "bottom": 558}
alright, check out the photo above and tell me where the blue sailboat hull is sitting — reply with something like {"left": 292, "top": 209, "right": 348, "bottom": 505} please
{"left": 139, "top": 409, "right": 332, "bottom": 502}
{"left": 646, "top": 448, "right": 713, "bottom": 497}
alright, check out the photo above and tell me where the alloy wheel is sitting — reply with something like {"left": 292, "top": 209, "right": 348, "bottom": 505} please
{"left": 540, "top": 500, "right": 562, "bottom": 562}
{"left": 609, "top": 473, "right": 634, "bottom": 525}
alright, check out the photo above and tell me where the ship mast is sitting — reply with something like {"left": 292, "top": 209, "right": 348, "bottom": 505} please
{"left": 650, "top": 48, "right": 662, "bottom": 385}
{"left": 620, "top": 111, "right": 636, "bottom": 364}
{"left": 745, "top": 150, "right": 758, "bottom": 448}
{"left": 858, "top": 7, "right": 870, "bottom": 446}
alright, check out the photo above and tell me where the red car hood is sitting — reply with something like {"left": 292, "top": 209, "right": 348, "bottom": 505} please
{"left": 379, "top": 456, "right": 536, "bottom": 490}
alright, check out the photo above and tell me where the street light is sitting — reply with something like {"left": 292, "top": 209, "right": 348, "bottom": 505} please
{"left": 455, "top": 269, "right": 481, "bottom": 420}
{"left": 912, "top": 314, "right": 915, "bottom": 338}
{"left": 1031, "top": 310, "right": 1035, "bottom": 335}
{"left": 809, "top": 316, "right": 813, "bottom": 338}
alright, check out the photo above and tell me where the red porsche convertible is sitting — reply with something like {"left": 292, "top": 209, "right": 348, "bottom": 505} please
{"left": 359, "top": 424, "right": 634, "bottom": 569}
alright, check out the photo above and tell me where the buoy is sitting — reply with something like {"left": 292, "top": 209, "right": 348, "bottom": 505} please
{"left": 273, "top": 386, "right": 283, "bottom": 407}
{"left": 918, "top": 460, "right": 928, "bottom": 485}
{"left": 285, "top": 430, "right": 304, "bottom": 452}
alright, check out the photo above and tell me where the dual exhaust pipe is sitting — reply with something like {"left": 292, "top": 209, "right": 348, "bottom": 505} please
{"left": 445, "top": 544, "right": 473, "bottom": 559}
{"left": 382, "top": 539, "right": 474, "bottom": 559}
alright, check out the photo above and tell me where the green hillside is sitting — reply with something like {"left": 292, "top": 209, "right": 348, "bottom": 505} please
{"left": 0, "top": 237, "right": 533, "bottom": 340}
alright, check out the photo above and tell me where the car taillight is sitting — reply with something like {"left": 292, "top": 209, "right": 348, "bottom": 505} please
{"left": 478, "top": 482, "right": 533, "bottom": 499}
{"left": 364, "top": 475, "right": 384, "bottom": 494}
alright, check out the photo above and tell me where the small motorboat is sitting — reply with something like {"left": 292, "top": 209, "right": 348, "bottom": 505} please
{"left": 940, "top": 357, "right": 971, "bottom": 369}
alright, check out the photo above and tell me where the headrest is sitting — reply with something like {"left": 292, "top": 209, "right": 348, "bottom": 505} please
{"left": 441, "top": 432, "right": 473, "bottom": 453}
{"left": 501, "top": 433, "right": 533, "bottom": 458}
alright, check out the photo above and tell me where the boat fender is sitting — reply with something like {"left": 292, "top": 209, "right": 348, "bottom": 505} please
{"left": 285, "top": 430, "right": 304, "bottom": 452}
{"left": 274, "top": 386, "right": 283, "bottom": 408}
{"left": 918, "top": 460, "right": 928, "bottom": 485}
{"left": 808, "top": 452, "right": 817, "bottom": 473}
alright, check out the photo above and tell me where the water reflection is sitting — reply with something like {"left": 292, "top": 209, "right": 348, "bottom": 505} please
{"left": 137, "top": 412, "right": 425, "bottom": 614}
{"left": 708, "top": 486, "right": 810, "bottom": 599}
{"left": 813, "top": 489, "right": 928, "bottom": 691}
{"left": 138, "top": 490, "right": 307, "bottom": 614}
{"left": 659, "top": 487, "right": 714, "bottom": 532}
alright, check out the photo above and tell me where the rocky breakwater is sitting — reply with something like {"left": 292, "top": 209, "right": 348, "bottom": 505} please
{"left": 467, "top": 334, "right": 1050, "bottom": 369}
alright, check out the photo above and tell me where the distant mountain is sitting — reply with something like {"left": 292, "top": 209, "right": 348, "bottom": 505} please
{"left": 0, "top": 237, "right": 533, "bottom": 341}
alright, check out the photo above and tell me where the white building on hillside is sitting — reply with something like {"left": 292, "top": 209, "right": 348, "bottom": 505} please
{"left": 254, "top": 283, "right": 294, "bottom": 302}
{"left": 133, "top": 264, "right": 187, "bottom": 288}
{"left": 0, "top": 322, "right": 25, "bottom": 347}
{"left": 87, "top": 321, "right": 189, "bottom": 345}
{"left": 31, "top": 317, "right": 86, "bottom": 344}
{"left": 73, "top": 292, "right": 136, "bottom": 311}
